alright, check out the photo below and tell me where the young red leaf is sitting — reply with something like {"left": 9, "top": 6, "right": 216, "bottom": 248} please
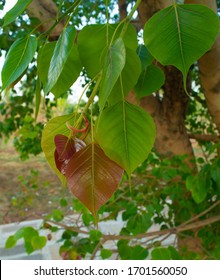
{"left": 65, "top": 143, "right": 123, "bottom": 216}
{"left": 54, "top": 134, "right": 76, "bottom": 161}
{"left": 54, "top": 134, "right": 85, "bottom": 175}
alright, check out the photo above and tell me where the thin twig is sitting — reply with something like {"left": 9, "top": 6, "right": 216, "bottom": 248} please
{"left": 180, "top": 200, "right": 220, "bottom": 227}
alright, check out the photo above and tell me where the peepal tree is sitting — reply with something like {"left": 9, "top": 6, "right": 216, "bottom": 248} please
{"left": 1, "top": 0, "right": 220, "bottom": 259}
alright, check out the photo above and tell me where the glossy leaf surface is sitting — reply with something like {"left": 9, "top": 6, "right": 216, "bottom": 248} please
{"left": 54, "top": 134, "right": 76, "bottom": 161}
{"left": 108, "top": 47, "right": 142, "bottom": 106}
{"left": 44, "top": 26, "right": 77, "bottom": 94}
{"left": 144, "top": 4, "right": 219, "bottom": 89}
{"left": 1, "top": 35, "right": 37, "bottom": 90}
{"left": 38, "top": 42, "right": 82, "bottom": 98}
{"left": 54, "top": 134, "right": 86, "bottom": 175}
{"left": 66, "top": 143, "right": 123, "bottom": 216}
{"left": 99, "top": 38, "right": 126, "bottom": 110}
{"left": 3, "top": 0, "right": 33, "bottom": 27}
{"left": 95, "top": 101, "right": 156, "bottom": 175}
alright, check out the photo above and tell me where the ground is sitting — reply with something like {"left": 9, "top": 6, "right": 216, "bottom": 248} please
{"left": 0, "top": 140, "right": 65, "bottom": 224}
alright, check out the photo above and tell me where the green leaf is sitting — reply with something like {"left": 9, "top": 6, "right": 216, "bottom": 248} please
{"left": 31, "top": 236, "right": 47, "bottom": 250}
{"left": 101, "top": 249, "right": 112, "bottom": 259}
{"left": 210, "top": 164, "right": 220, "bottom": 191}
{"left": 99, "top": 38, "right": 126, "bottom": 110}
{"left": 3, "top": 0, "right": 33, "bottom": 27}
{"left": 122, "top": 203, "right": 137, "bottom": 221}
{"left": 78, "top": 23, "right": 138, "bottom": 78}
{"left": 134, "top": 64, "right": 165, "bottom": 98}
{"left": 66, "top": 143, "right": 123, "bottom": 216}
{"left": 60, "top": 198, "right": 68, "bottom": 207}
{"left": 82, "top": 212, "right": 95, "bottom": 226}
{"left": 44, "top": 26, "right": 77, "bottom": 94}
{"left": 95, "top": 101, "right": 156, "bottom": 175}
{"left": 186, "top": 172, "right": 211, "bottom": 204}
{"left": 89, "top": 230, "right": 102, "bottom": 242}
{"left": 21, "top": 227, "right": 38, "bottom": 241}
{"left": 1, "top": 35, "right": 37, "bottom": 90}
{"left": 41, "top": 114, "right": 75, "bottom": 184}
{"left": 126, "top": 213, "right": 152, "bottom": 235}
{"left": 5, "top": 227, "right": 45, "bottom": 255}
{"left": 118, "top": 241, "right": 148, "bottom": 260}
{"left": 143, "top": 4, "right": 219, "bottom": 90}
{"left": 151, "top": 246, "right": 181, "bottom": 260}
{"left": 52, "top": 209, "right": 64, "bottom": 222}
{"left": 5, "top": 236, "right": 17, "bottom": 249}
{"left": 108, "top": 47, "right": 142, "bottom": 106}
{"left": 38, "top": 41, "right": 82, "bottom": 98}
{"left": 37, "top": 42, "right": 56, "bottom": 84}
{"left": 137, "top": 45, "right": 154, "bottom": 69}
{"left": 35, "top": 78, "right": 41, "bottom": 121}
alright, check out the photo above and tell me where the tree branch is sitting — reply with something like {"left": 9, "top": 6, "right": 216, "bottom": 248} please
{"left": 188, "top": 133, "right": 220, "bottom": 142}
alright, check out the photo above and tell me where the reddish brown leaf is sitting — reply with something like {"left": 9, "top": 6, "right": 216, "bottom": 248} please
{"left": 54, "top": 134, "right": 76, "bottom": 161}
{"left": 54, "top": 134, "right": 85, "bottom": 175}
{"left": 65, "top": 143, "right": 123, "bottom": 216}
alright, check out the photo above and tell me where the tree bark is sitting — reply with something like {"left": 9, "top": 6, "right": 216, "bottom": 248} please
{"left": 185, "top": 0, "right": 220, "bottom": 131}
{"left": 118, "top": 0, "right": 127, "bottom": 20}
{"left": 136, "top": 0, "right": 196, "bottom": 170}
{"left": 26, "top": 0, "right": 65, "bottom": 38}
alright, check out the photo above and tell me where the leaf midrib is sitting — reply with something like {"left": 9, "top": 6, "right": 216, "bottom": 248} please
{"left": 122, "top": 100, "right": 130, "bottom": 174}
{"left": 4, "top": 36, "right": 31, "bottom": 88}
{"left": 174, "top": 4, "right": 186, "bottom": 75}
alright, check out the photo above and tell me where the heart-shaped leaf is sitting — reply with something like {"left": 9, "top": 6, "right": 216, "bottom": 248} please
{"left": 1, "top": 35, "right": 37, "bottom": 90}
{"left": 99, "top": 38, "right": 126, "bottom": 110}
{"left": 44, "top": 26, "right": 77, "bottom": 94}
{"left": 66, "top": 143, "right": 123, "bottom": 216}
{"left": 143, "top": 4, "right": 219, "bottom": 90}
{"left": 31, "top": 236, "right": 47, "bottom": 250}
{"left": 134, "top": 64, "right": 165, "bottom": 98}
{"left": 3, "top": 0, "right": 33, "bottom": 27}
{"left": 95, "top": 101, "right": 156, "bottom": 175}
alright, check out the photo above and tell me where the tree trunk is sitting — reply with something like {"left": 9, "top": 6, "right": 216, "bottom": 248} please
{"left": 26, "top": 0, "right": 65, "bottom": 38}
{"left": 137, "top": 0, "right": 196, "bottom": 169}
{"left": 184, "top": 0, "right": 220, "bottom": 131}
{"left": 137, "top": 0, "right": 205, "bottom": 256}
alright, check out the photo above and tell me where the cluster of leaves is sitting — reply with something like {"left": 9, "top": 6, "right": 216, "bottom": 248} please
{"left": 5, "top": 142, "right": 220, "bottom": 259}
{"left": 5, "top": 226, "right": 47, "bottom": 254}
{"left": 1, "top": 0, "right": 220, "bottom": 260}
